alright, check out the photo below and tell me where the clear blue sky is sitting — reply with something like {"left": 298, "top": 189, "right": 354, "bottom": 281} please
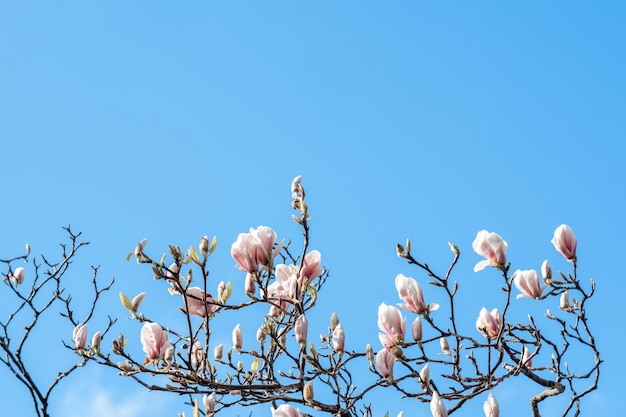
{"left": 1, "top": 2, "right": 624, "bottom": 416}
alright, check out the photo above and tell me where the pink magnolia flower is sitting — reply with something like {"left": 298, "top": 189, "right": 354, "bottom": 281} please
{"left": 395, "top": 274, "right": 439, "bottom": 314}
{"left": 295, "top": 314, "right": 308, "bottom": 344}
{"left": 375, "top": 348, "right": 395, "bottom": 378}
{"left": 9, "top": 267, "right": 25, "bottom": 285}
{"left": 472, "top": 230, "right": 508, "bottom": 272}
{"left": 141, "top": 322, "right": 171, "bottom": 361}
{"left": 475, "top": 307, "right": 502, "bottom": 340}
{"left": 73, "top": 324, "right": 88, "bottom": 350}
{"left": 483, "top": 393, "right": 499, "bottom": 417}
{"left": 513, "top": 269, "right": 545, "bottom": 299}
{"left": 271, "top": 404, "right": 303, "bottom": 417}
{"left": 551, "top": 224, "right": 577, "bottom": 261}
{"left": 332, "top": 322, "right": 345, "bottom": 353}
{"left": 231, "top": 226, "right": 283, "bottom": 273}
{"left": 430, "top": 391, "right": 448, "bottom": 417}
{"left": 300, "top": 250, "right": 323, "bottom": 284}
{"left": 378, "top": 303, "right": 406, "bottom": 346}
{"left": 184, "top": 287, "right": 219, "bottom": 317}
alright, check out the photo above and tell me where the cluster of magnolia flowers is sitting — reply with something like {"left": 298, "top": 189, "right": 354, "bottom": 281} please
{"left": 369, "top": 224, "right": 578, "bottom": 417}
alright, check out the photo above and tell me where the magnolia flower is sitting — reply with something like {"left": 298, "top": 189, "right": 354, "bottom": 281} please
{"left": 376, "top": 348, "right": 394, "bottom": 379}
{"left": 73, "top": 324, "right": 88, "bottom": 350}
{"left": 419, "top": 364, "right": 430, "bottom": 391}
{"left": 141, "top": 322, "right": 171, "bottom": 361}
{"left": 483, "top": 393, "right": 499, "bottom": 417}
{"left": 232, "top": 324, "right": 243, "bottom": 351}
{"left": 395, "top": 274, "right": 432, "bottom": 314}
{"left": 90, "top": 331, "right": 102, "bottom": 355}
{"left": 203, "top": 392, "right": 216, "bottom": 416}
{"left": 378, "top": 303, "right": 406, "bottom": 347}
{"left": 412, "top": 317, "right": 423, "bottom": 342}
{"left": 332, "top": 322, "right": 345, "bottom": 353}
{"left": 560, "top": 290, "right": 570, "bottom": 311}
{"left": 475, "top": 307, "right": 502, "bottom": 340}
{"left": 430, "top": 391, "right": 448, "bottom": 417}
{"left": 295, "top": 314, "right": 308, "bottom": 344}
{"left": 231, "top": 226, "right": 283, "bottom": 273}
{"left": 472, "top": 230, "right": 508, "bottom": 272}
{"left": 271, "top": 404, "right": 303, "bottom": 417}
{"left": 9, "top": 267, "right": 25, "bottom": 285}
{"left": 551, "top": 224, "right": 577, "bottom": 261}
{"left": 522, "top": 346, "right": 533, "bottom": 368}
{"left": 184, "top": 287, "right": 218, "bottom": 317}
{"left": 514, "top": 269, "right": 545, "bottom": 299}
{"left": 300, "top": 250, "right": 323, "bottom": 284}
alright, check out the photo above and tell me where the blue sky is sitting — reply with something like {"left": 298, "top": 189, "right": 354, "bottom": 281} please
{"left": 1, "top": 2, "right": 624, "bottom": 416}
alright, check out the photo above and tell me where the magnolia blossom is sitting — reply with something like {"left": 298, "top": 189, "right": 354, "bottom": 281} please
{"left": 184, "top": 287, "right": 218, "bottom": 317}
{"left": 271, "top": 404, "right": 303, "bottom": 417}
{"left": 440, "top": 337, "right": 450, "bottom": 355}
{"left": 472, "top": 230, "right": 508, "bottom": 272}
{"left": 430, "top": 391, "right": 448, "bottom": 417}
{"left": 133, "top": 238, "right": 148, "bottom": 262}
{"left": 231, "top": 226, "right": 283, "bottom": 273}
{"left": 483, "top": 393, "right": 499, "bottom": 417}
{"left": 295, "top": 314, "right": 308, "bottom": 344}
{"left": 514, "top": 269, "right": 545, "bottom": 299}
{"left": 541, "top": 259, "right": 551, "bottom": 282}
{"left": 268, "top": 264, "right": 299, "bottom": 300}
{"left": 141, "top": 322, "right": 171, "bottom": 361}
{"left": 131, "top": 292, "right": 146, "bottom": 313}
{"left": 244, "top": 273, "right": 256, "bottom": 296}
{"left": 214, "top": 344, "right": 223, "bottom": 361}
{"left": 375, "top": 348, "right": 394, "bottom": 378}
{"left": 232, "top": 324, "right": 243, "bottom": 351}
{"left": 9, "top": 267, "right": 25, "bottom": 285}
{"left": 560, "top": 290, "right": 570, "bottom": 310}
{"left": 378, "top": 303, "right": 406, "bottom": 347}
{"left": 475, "top": 307, "right": 502, "bottom": 340}
{"left": 412, "top": 317, "right": 423, "bottom": 342}
{"left": 73, "top": 324, "right": 88, "bottom": 350}
{"left": 300, "top": 250, "right": 323, "bottom": 284}
{"left": 551, "top": 224, "right": 577, "bottom": 261}
{"left": 395, "top": 274, "right": 437, "bottom": 314}
{"left": 203, "top": 393, "right": 216, "bottom": 415}
{"left": 332, "top": 322, "right": 345, "bottom": 353}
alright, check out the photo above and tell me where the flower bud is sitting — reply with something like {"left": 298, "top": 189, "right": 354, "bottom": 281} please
{"left": 256, "top": 326, "right": 266, "bottom": 345}
{"left": 419, "top": 364, "right": 430, "bottom": 391}
{"left": 430, "top": 391, "right": 448, "bottom": 417}
{"left": 73, "top": 324, "right": 88, "bottom": 350}
{"left": 131, "top": 292, "right": 146, "bottom": 313}
{"left": 522, "top": 346, "right": 533, "bottom": 368}
{"left": 541, "top": 260, "right": 552, "bottom": 283}
{"left": 244, "top": 273, "right": 256, "bottom": 296}
{"left": 202, "top": 393, "right": 216, "bottom": 416}
{"left": 295, "top": 315, "right": 308, "bottom": 345}
{"left": 440, "top": 337, "right": 450, "bottom": 355}
{"left": 9, "top": 267, "right": 25, "bottom": 285}
{"left": 551, "top": 224, "right": 577, "bottom": 262}
{"left": 560, "top": 290, "right": 570, "bottom": 311}
{"left": 412, "top": 317, "right": 423, "bottom": 342}
{"left": 232, "top": 324, "right": 243, "bottom": 352}
{"left": 303, "top": 380, "right": 314, "bottom": 405}
{"left": 366, "top": 344, "right": 375, "bottom": 364}
{"left": 90, "top": 331, "right": 102, "bottom": 355}
{"left": 164, "top": 345, "right": 175, "bottom": 364}
{"left": 207, "top": 345, "right": 220, "bottom": 364}
{"left": 332, "top": 322, "right": 345, "bottom": 353}
{"left": 199, "top": 235, "right": 209, "bottom": 256}
{"left": 330, "top": 312, "right": 339, "bottom": 331}
{"left": 483, "top": 392, "right": 499, "bottom": 417}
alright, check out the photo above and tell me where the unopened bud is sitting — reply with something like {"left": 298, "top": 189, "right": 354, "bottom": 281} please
{"left": 330, "top": 312, "right": 339, "bottom": 331}
{"left": 199, "top": 235, "right": 209, "bottom": 256}
{"left": 214, "top": 344, "right": 223, "bottom": 361}
{"left": 90, "top": 331, "right": 102, "bottom": 355}
{"left": 440, "top": 337, "right": 450, "bottom": 355}
{"left": 256, "top": 326, "right": 266, "bottom": 345}
{"left": 232, "top": 324, "right": 242, "bottom": 351}
{"left": 303, "top": 380, "right": 314, "bottom": 405}
{"left": 366, "top": 344, "right": 375, "bottom": 364}
{"left": 419, "top": 364, "right": 430, "bottom": 391}
{"left": 412, "top": 317, "right": 423, "bottom": 342}
{"left": 560, "top": 291, "right": 570, "bottom": 311}
{"left": 131, "top": 292, "right": 146, "bottom": 313}
{"left": 541, "top": 259, "right": 552, "bottom": 283}
{"left": 244, "top": 273, "right": 256, "bottom": 296}
{"left": 164, "top": 345, "right": 174, "bottom": 364}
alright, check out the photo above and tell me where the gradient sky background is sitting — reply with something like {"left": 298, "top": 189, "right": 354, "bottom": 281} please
{"left": 1, "top": 2, "right": 624, "bottom": 417}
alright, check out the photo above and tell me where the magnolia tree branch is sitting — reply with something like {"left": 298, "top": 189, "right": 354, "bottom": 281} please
{"left": 1, "top": 226, "right": 114, "bottom": 417}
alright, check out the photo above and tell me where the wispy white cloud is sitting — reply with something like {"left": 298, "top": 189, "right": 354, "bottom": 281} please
{"left": 55, "top": 368, "right": 179, "bottom": 417}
